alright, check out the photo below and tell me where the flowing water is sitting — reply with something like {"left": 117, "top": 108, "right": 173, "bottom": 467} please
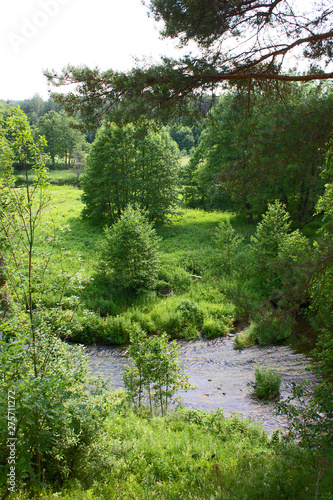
{"left": 85, "top": 332, "right": 316, "bottom": 434}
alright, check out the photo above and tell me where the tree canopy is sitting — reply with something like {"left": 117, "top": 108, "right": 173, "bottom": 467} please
{"left": 186, "top": 82, "right": 333, "bottom": 223}
{"left": 45, "top": 0, "right": 333, "bottom": 125}
{"left": 81, "top": 121, "right": 180, "bottom": 224}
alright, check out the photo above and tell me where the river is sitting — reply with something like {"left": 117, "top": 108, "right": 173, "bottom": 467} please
{"left": 85, "top": 333, "right": 316, "bottom": 434}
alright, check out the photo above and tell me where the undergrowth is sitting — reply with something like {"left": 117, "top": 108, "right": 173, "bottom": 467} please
{"left": 11, "top": 400, "right": 333, "bottom": 500}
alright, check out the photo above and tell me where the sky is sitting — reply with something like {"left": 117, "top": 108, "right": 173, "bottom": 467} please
{"left": 1, "top": 0, "right": 183, "bottom": 101}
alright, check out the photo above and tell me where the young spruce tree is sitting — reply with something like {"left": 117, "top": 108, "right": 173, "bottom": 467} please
{"left": 100, "top": 205, "right": 160, "bottom": 294}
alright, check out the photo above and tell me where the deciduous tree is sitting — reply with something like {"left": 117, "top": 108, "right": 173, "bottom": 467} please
{"left": 82, "top": 121, "right": 180, "bottom": 224}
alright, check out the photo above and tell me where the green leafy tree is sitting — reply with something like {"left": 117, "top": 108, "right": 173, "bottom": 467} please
{"left": 232, "top": 201, "right": 315, "bottom": 344}
{"left": 123, "top": 326, "right": 191, "bottom": 415}
{"left": 99, "top": 205, "right": 160, "bottom": 294}
{"left": 251, "top": 201, "right": 313, "bottom": 308}
{"left": 188, "top": 84, "right": 332, "bottom": 223}
{"left": 82, "top": 121, "right": 180, "bottom": 225}
{"left": 36, "top": 110, "right": 86, "bottom": 168}
{"left": 215, "top": 219, "right": 244, "bottom": 272}
{"left": 0, "top": 108, "right": 107, "bottom": 496}
{"left": 168, "top": 124, "right": 195, "bottom": 153}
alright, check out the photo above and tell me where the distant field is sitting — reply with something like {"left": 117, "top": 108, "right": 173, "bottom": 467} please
{"left": 15, "top": 168, "right": 79, "bottom": 185}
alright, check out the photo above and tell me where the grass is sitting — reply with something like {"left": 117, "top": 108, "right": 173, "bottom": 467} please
{"left": 30, "top": 186, "right": 250, "bottom": 344}
{"left": 251, "top": 366, "right": 282, "bottom": 400}
{"left": 11, "top": 402, "right": 333, "bottom": 500}
{"left": 15, "top": 168, "right": 80, "bottom": 186}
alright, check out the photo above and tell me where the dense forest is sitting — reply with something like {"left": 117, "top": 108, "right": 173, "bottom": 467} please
{"left": 1, "top": 0, "right": 333, "bottom": 498}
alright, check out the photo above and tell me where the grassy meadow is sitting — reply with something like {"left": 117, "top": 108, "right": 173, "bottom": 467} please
{"left": 31, "top": 178, "right": 254, "bottom": 346}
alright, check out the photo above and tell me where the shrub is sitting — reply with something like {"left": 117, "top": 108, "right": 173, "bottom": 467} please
{"left": 251, "top": 366, "right": 281, "bottom": 400}
{"left": 175, "top": 298, "right": 204, "bottom": 329}
{"left": 149, "top": 297, "right": 203, "bottom": 339}
{"left": 0, "top": 321, "right": 109, "bottom": 492}
{"left": 202, "top": 317, "right": 229, "bottom": 339}
{"left": 104, "top": 315, "right": 134, "bottom": 344}
{"left": 71, "top": 310, "right": 105, "bottom": 343}
{"left": 252, "top": 311, "right": 295, "bottom": 345}
{"left": 157, "top": 265, "right": 192, "bottom": 293}
{"left": 127, "top": 308, "right": 157, "bottom": 334}
{"left": 124, "top": 328, "right": 192, "bottom": 414}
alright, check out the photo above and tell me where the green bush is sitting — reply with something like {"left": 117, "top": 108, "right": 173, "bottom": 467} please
{"left": 176, "top": 298, "right": 204, "bottom": 328}
{"left": 71, "top": 310, "right": 104, "bottom": 343}
{"left": 251, "top": 366, "right": 281, "bottom": 400}
{"left": 69, "top": 310, "right": 135, "bottom": 345}
{"left": 202, "top": 317, "right": 229, "bottom": 339}
{"left": 252, "top": 311, "right": 295, "bottom": 345}
{"left": 0, "top": 321, "right": 109, "bottom": 492}
{"left": 104, "top": 315, "right": 133, "bottom": 344}
{"left": 157, "top": 265, "right": 192, "bottom": 293}
{"left": 127, "top": 308, "right": 157, "bottom": 333}
{"left": 100, "top": 205, "right": 160, "bottom": 294}
{"left": 149, "top": 297, "right": 203, "bottom": 339}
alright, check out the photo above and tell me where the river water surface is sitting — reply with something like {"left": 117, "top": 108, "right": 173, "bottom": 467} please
{"left": 85, "top": 333, "right": 316, "bottom": 434}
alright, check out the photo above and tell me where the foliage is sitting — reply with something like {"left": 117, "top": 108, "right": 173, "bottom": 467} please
{"left": 81, "top": 121, "right": 180, "bottom": 225}
{"left": 35, "top": 110, "right": 87, "bottom": 169}
{"left": 12, "top": 405, "right": 333, "bottom": 500}
{"left": 167, "top": 123, "right": 195, "bottom": 153}
{"left": 234, "top": 325, "right": 257, "bottom": 350}
{"left": 123, "top": 327, "right": 191, "bottom": 415}
{"left": 46, "top": 2, "right": 333, "bottom": 125}
{"left": 251, "top": 366, "right": 281, "bottom": 401}
{"left": 215, "top": 218, "right": 244, "bottom": 271}
{"left": 230, "top": 201, "right": 315, "bottom": 344}
{"left": 0, "top": 108, "right": 109, "bottom": 496}
{"left": 99, "top": 205, "right": 160, "bottom": 295}
{"left": 0, "top": 324, "right": 109, "bottom": 490}
{"left": 19, "top": 94, "right": 60, "bottom": 126}
{"left": 187, "top": 85, "right": 333, "bottom": 223}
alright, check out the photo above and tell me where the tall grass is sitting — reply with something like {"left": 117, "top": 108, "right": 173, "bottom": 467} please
{"left": 12, "top": 403, "right": 333, "bottom": 500}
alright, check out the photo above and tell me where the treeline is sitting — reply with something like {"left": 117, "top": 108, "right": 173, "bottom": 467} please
{"left": 185, "top": 82, "right": 333, "bottom": 226}
{"left": 0, "top": 95, "right": 201, "bottom": 174}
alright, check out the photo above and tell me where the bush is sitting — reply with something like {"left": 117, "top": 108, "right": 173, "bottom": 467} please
{"left": 157, "top": 265, "right": 192, "bottom": 293}
{"left": 234, "top": 323, "right": 257, "bottom": 349}
{"left": 104, "top": 315, "right": 133, "bottom": 344}
{"left": 202, "top": 317, "right": 229, "bottom": 339}
{"left": 175, "top": 299, "right": 204, "bottom": 328}
{"left": 252, "top": 311, "right": 295, "bottom": 345}
{"left": 0, "top": 321, "right": 109, "bottom": 492}
{"left": 72, "top": 310, "right": 104, "bottom": 343}
{"left": 251, "top": 366, "right": 281, "bottom": 400}
{"left": 127, "top": 308, "right": 157, "bottom": 334}
{"left": 68, "top": 310, "right": 135, "bottom": 345}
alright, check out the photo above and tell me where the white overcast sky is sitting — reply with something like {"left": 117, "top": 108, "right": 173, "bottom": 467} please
{"left": 1, "top": 0, "right": 323, "bottom": 102}
{"left": 1, "top": 0, "right": 183, "bottom": 101}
